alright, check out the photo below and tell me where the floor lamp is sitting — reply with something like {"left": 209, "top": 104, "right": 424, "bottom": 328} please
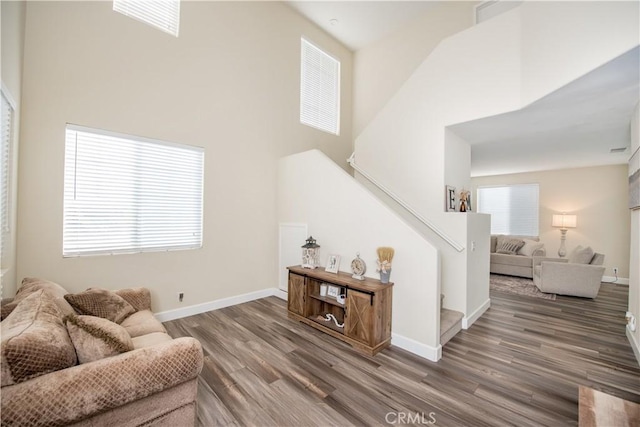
{"left": 552, "top": 213, "right": 577, "bottom": 257}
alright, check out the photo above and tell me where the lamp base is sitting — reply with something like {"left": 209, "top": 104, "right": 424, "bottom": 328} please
{"left": 558, "top": 229, "right": 568, "bottom": 258}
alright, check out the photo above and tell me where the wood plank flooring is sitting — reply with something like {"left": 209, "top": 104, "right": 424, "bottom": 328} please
{"left": 163, "top": 283, "right": 640, "bottom": 426}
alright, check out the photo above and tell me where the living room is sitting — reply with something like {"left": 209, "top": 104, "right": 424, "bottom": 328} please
{"left": 2, "top": 1, "right": 639, "bottom": 426}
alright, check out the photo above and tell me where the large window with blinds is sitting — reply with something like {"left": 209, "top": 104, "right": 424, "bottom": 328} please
{"left": 477, "top": 184, "right": 539, "bottom": 236}
{"left": 300, "top": 38, "right": 340, "bottom": 135}
{"left": 113, "top": 0, "right": 180, "bottom": 37}
{"left": 63, "top": 125, "right": 204, "bottom": 257}
{"left": 1, "top": 90, "right": 14, "bottom": 264}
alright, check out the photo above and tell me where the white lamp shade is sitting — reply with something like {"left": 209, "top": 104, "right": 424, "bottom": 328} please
{"left": 552, "top": 214, "right": 577, "bottom": 228}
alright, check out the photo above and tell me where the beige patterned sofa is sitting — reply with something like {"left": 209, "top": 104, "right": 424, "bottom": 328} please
{"left": 1, "top": 278, "right": 203, "bottom": 427}
{"left": 490, "top": 235, "right": 547, "bottom": 279}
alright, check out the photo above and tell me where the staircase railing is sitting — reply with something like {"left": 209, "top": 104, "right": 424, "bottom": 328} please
{"left": 347, "top": 153, "right": 465, "bottom": 253}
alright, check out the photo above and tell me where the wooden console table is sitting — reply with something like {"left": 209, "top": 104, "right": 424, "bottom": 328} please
{"left": 287, "top": 265, "right": 393, "bottom": 355}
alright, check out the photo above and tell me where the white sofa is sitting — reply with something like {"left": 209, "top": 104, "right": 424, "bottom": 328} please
{"left": 490, "top": 235, "right": 547, "bottom": 279}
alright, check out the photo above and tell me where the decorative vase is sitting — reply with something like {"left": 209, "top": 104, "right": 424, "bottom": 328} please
{"left": 380, "top": 269, "right": 392, "bottom": 284}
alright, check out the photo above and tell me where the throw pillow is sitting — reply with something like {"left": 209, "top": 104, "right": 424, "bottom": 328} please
{"left": 65, "top": 289, "right": 135, "bottom": 324}
{"left": 114, "top": 288, "right": 151, "bottom": 312}
{"left": 66, "top": 315, "right": 134, "bottom": 364}
{"left": 517, "top": 239, "right": 544, "bottom": 257}
{"left": 1, "top": 278, "right": 75, "bottom": 321}
{"left": 1, "top": 290, "right": 77, "bottom": 386}
{"left": 569, "top": 246, "right": 595, "bottom": 264}
{"left": 496, "top": 238, "right": 525, "bottom": 255}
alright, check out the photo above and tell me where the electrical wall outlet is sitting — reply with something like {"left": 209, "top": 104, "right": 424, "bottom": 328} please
{"left": 613, "top": 267, "right": 618, "bottom": 276}
{"left": 178, "top": 292, "right": 184, "bottom": 302}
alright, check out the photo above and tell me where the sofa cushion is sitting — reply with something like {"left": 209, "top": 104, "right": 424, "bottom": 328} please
{"left": 1, "top": 290, "right": 77, "bottom": 386}
{"left": 569, "top": 246, "right": 594, "bottom": 264}
{"left": 518, "top": 239, "right": 544, "bottom": 257}
{"left": 491, "top": 253, "right": 534, "bottom": 268}
{"left": 65, "top": 288, "right": 135, "bottom": 324}
{"left": 120, "top": 310, "right": 167, "bottom": 338}
{"left": 132, "top": 332, "right": 173, "bottom": 349}
{"left": 496, "top": 238, "right": 525, "bottom": 255}
{"left": 66, "top": 315, "right": 134, "bottom": 364}
{"left": 114, "top": 287, "right": 152, "bottom": 312}
{"left": 1, "top": 278, "right": 75, "bottom": 321}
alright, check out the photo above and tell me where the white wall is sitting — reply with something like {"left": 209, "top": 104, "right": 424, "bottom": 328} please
{"left": 1, "top": 0, "right": 26, "bottom": 297}
{"left": 628, "top": 102, "right": 640, "bottom": 364}
{"left": 352, "top": 1, "right": 476, "bottom": 136}
{"left": 16, "top": 1, "right": 353, "bottom": 312}
{"left": 278, "top": 150, "right": 441, "bottom": 360}
{"left": 471, "top": 165, "right": 631, "bottom": 279}
{"left": 353, "top": 2, "right": 638, "bottom": 324}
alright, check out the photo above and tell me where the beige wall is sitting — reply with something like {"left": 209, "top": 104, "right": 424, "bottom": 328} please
{"left": 352, "top": 1, "right": 476, "bottom": 136}
{"left": 472, "top": 165, "right": 631, "bottom": 278}
{"left": 1, "top": 0, "right": 26, "bottom": 297}
{"left": 16, "top": 1, "right": 353, "bottom": 312}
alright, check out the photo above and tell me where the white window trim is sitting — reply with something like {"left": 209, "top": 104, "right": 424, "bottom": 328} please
{"left": 113, "top": 0, "right": 180, "bottom": 37}
{"left": 63, "top": 124, "right": 204, "bottom": 257}
{"left": 477, "top": 183, "right": 540, "bottom": 236}
{"left": 1, "top": 83, "right": 17, "bottom": 272}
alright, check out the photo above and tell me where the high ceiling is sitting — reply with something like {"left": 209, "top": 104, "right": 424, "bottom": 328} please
{"left": 286, "top": 2, "right": 639, "bottom": 177}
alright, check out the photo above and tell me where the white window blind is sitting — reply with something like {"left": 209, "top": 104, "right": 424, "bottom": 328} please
{"left": 113, "top": 0, "right": 180, "bottom": 37}
{"left": 300, "top": 38, "right": 340, "bottom": 135}
{"left": 477, "top": 184, "right": 539, "bottom": 236}
{"left": 63, "top": 125, "right": 204, "bottom": 257}
{"left": 1, "top": 90, "right": 14, "bottom": 262}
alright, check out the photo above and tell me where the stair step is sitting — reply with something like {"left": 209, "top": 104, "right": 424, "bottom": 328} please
{"left": 440, "top": 308, "right": 463, "bottom": 346}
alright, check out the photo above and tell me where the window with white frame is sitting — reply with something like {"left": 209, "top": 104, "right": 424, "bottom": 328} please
{"left": 477, "top": 184, "right": 539, "bottom": 236}
{"left": 1, "top": 90, "right": 14, "bottom": 265}
{"left": 113, "top": 0, "right": 180, "bottom": 37}
{"left": 300, "top": 38, "right": 340, "bottom": 135}
{"left": 63, "top": 125, "right": 204, "bottom": 256}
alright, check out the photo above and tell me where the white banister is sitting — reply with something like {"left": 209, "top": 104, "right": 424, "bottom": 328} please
{"left": 347, "top": 153, "right": 465, "bottom": 253}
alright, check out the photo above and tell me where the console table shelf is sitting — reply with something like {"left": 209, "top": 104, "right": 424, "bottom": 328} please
{"left": 287, "top": 265, "right": 393, "bottom": 355}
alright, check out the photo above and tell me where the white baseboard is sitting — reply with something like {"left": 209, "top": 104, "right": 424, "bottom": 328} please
{"left": 627, "top": 327, "right": 640, "bottom": 367}
{"left": 602, "top": 276, "right": 629, "bottom": 285}
{"left": 155, "top": 288, "right": 278, "bottom": 322}
{"left": 274, "top": 288, "right": 288, "bottom": 300}
{"left": 462, "top": 298, "right": 490, "bottom": 329}
{"left": 391, "top": 333, "right": 442, "bottom": 362}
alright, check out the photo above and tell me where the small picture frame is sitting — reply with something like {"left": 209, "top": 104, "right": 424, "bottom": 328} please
{"left": 325, "top": 254, "right": 341, "bottom": 273}
{"left": 445, "top": 185, "right": 457, "bottom": 212}
{"left": 327, "top": 285, "right": 340, "bottom": 298}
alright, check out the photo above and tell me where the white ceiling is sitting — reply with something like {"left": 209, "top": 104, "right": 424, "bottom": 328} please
{"left": 285, "top": 2, "right": 639, "bottom": 177}
{"left": 286, "top": 1, "right": 437, "bottom": 51}
{"left": 450, "top": 47, "right": 640, "bottom": 177}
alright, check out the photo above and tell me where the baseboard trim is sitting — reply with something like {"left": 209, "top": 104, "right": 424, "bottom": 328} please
{"left": 602, "top": 276, "right": 629, "bottom": 285}
{"left": 155, "top": 288, "right": 278, "bottom": 322}
{"left": 462, "top": 298, "right": 491, "bottom": 329}
{"left": 626, "top": 327, "right": 640, "bottom": 366}
{"left": 391, "top": 333, "right": 441, "bottom": 362}
{"left": 274, "top": 288, "right": 288, "bottom": 301}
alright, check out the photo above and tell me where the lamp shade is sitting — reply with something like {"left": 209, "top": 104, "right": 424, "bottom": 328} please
{"left": 552, "top": 214, "right": 577, "bottom": 228}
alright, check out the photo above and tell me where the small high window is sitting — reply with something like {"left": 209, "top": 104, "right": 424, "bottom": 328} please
{"left": 300, "top": 38, "right": 340, "bottom": 135}
{"left": 113, "top": 0, "right": 180, "bottom": 37}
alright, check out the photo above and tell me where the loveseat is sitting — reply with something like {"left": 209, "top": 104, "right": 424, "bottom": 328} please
{"left": 1, "top": 278, "right": 203, "bottom": 427}
{"left": 533, "top": 246, "right": 605, "bottom": 298}
{"left": 490, "top": 235, "right": 547, "bottom": 279}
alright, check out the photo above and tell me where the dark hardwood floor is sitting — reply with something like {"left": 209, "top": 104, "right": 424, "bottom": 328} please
{"left": 163, "top": 283, "right": 640, "bottom": 426}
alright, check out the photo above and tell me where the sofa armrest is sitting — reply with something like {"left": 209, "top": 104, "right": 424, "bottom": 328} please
{"left": 115, "top": 287, "right": 152, "bottom": 311}
{"left": 1, "top": 337, "right": 203, "bottom": 427}
{"left": 532, "top": 247, "right": 546, "bottom": 257}
{"left": 539, "top": 262, "right": 605, "bottom": 298}
{"left": 533, "top": 256, "right": 568, "bottom": 267}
